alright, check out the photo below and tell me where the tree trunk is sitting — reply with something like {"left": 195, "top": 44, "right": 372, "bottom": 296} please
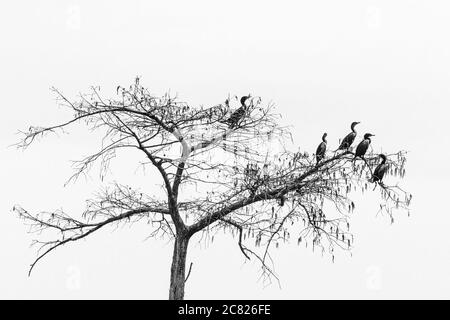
{"left": 168, "top": 235, "right": 190, "bottom": 300}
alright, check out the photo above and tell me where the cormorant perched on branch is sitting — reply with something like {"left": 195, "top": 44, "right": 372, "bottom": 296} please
{"left": 370, "top": 154, "right": 388, "bottom": 183}
{"left": 354, "top": 133, "right": 375, "bottom": 159}
{"left": 226, "top": 95, "right": 250, "bottom": 128}
{"left": 315, "top": 132, "right": 327, "bottom": 164}
{"left": 338, "top": 122, "right": 360, "bottom": 150}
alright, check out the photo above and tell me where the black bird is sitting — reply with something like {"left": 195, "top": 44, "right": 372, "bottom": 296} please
{"left": 370, "top": 154, "right": 388, "bottom": 183}
{"left": 226, "top": 95, "right": 250, "bottom": 128}
{"left": 315, "top": 132, "right": 327, "bottom": 164}
{"left": 338, "top": 122, "right": 360, "bottom": 150}
{"left": 354, "top": 133, "right": 375, "bottom": 159}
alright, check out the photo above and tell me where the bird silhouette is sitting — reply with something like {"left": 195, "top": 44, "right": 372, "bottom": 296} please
{"left": 226, "top": 95, "right": 250, "bottom": 128}
{"left": 315, "top": 132, "right": 327, "bottom": 164}
{"left": 354, "top": 133, "right": 375, "bottom": 160}
{"left": 370, "top": 154, "right": 388, "bottom": 183}
{"left": 337, "top": 122, "right": 360, "bottom": 151}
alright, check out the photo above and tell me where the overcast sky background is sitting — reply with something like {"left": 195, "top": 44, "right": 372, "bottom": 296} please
{"left": 1, "top": 0, "right": 449, "bottom": 299}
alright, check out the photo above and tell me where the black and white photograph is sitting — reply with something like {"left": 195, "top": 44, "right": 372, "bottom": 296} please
{"left": 0, "top": 0, "right": 449, "bottom": 307}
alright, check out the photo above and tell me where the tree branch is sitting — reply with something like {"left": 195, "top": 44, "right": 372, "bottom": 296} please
{"left": 14, "top": 205, "right": 167, "bottom": 276}
{"left": 220, "top": 218, "right": 251, "bottom": 260}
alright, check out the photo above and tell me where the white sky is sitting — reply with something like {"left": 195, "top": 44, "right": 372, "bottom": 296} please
{"left": 1, "top": 0, "right": 449, "bottom": 299}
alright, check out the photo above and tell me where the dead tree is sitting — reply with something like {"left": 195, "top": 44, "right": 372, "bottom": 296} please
{"left": 13, "top": 78, "right": 411, "bottom": 300}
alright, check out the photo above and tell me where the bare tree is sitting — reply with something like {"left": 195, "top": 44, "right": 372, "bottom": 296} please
{"left": 13, "top": 78, "right": 411, "bottom": 300}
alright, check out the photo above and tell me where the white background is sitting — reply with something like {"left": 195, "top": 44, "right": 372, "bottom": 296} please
{"left": 0, "top": 0, "right": 449, "bottom": 299}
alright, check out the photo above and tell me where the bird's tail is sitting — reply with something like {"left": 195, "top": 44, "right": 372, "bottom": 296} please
{"left": 371, "top": 181, "right": 377, "bottom": 191}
